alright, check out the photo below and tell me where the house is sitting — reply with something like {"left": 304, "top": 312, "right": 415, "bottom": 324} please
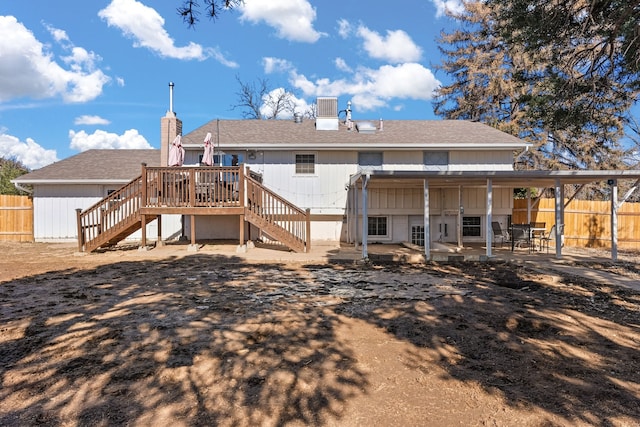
{"left": 14, "top": 97, "right": 640, "bottom": 259}
{"left": 178, "top": 98, "right": 527, "bottom": 248}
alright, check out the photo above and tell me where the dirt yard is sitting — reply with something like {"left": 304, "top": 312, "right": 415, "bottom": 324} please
{"left": 1, "top": 241, "right": 639, "bottom": 426}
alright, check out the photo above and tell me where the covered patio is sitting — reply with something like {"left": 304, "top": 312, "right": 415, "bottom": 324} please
{"left": 348, "top": 169, "right": 640, "bottom": 261}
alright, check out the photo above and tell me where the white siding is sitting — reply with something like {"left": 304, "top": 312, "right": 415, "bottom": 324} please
{"left": 450, "top": 151, "right": 514, "bottom": 171}
{"left": 261, "top": 151, "right": 357, "bottom": 215}
{"left": 33, "top": 184, "right": 181, "bottom": 242}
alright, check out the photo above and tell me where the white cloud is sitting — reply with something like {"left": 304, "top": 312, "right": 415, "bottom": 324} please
{"left": 74, "top": 115, "right": 111, "bottom": 126}
{"left": 239, "top": 0, "right": 325, "bottom": 43}
{"left": 44, "top": 23, "right": 70, "bottom": 44}
{"left": 69, "top": 129, "right": 152, "bottom": 151}
{"left": 334, "top": 57, "right": 352, "bottom": 73}
{"left": 0, "top": 133, "right": 59, "bottom": 170}
{"left": 263, "top": 57, "right": 294, "bottom": 74}
{"left": 98, "top": 0, "right": 237, "bottom": 66}
{"left": 0, "top": 16, "right": 110, "bottom": 103}
{"left": 357, "top": 25, "right": 423, "bottom": 63}
{"left": 337, "top": 19, "right": 352, "bottom": 39}
{"left": 289, "top": 63, "right": 441, "bottom": 111}
{"left": 116, "top": 77, "right": 125, "bottom": 87}
{"left": 431, "top": 0, "right": 466, "bottom": 17}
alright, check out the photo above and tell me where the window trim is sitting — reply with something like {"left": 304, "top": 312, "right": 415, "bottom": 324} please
{"left": 462, "top": 216, "right": 482, "bottom": 237}
{"left": 424, "top": 150, "right": 449, "bottom": 171}
{"left": 294, "top": 152, "right": 317, "bottom": 175}
{"left": 367, "top": 216, "right": 389, "bottom": 238}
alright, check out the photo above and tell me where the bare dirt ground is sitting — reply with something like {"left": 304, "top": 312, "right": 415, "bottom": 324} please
{"left": 1, "top": 241, "right": 639, "bottom": 426}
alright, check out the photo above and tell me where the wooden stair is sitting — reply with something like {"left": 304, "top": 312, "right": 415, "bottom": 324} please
{"left": 77, "top": 166, "right": 310, "bottom": 253}
{"left": 76, "top": 175, "right": 155, "bottom": 252}
{"left": 244, "top": 174, "right": 310, "bottom": 253}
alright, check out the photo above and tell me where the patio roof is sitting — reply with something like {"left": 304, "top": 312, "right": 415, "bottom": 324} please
{"left": 350, "top": 169, "right": 640, "bottom": 188}
{"left": 349, "top": 168, "right": 640, "bottom": 262}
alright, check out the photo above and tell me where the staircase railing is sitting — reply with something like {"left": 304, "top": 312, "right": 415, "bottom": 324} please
{"left": 244, "top": 172, "right": 311, "bottom": 252}
{"left": 76, "top": 176, "right": 144, "bottom": 252}
{"left": 76, "top": 165, "right": 310, "bottom": 253}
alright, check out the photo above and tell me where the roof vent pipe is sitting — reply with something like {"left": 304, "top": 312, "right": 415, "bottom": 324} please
{"left": 346, "top": 100, "right": 353, "bottom": 131}
{"left": 294, "top": 112, "right": 302, "bottom": 123}
{"left": 379, "top": 118, "right": 383, "bottom": 131}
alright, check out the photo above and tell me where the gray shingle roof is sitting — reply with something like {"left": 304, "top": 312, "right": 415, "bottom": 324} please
{"left": 181, "top": 119, "right": 528, "bottom": 149}
{"left": 14, "top": 149, "right": 160, "bottom": 184}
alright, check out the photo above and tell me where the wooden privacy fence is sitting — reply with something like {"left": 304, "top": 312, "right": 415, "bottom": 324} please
{"left": 0, "top": 195, "right": 33, "bottom": 242}
{"left": 513, "top": 198, "right": 640, "bottom": 251}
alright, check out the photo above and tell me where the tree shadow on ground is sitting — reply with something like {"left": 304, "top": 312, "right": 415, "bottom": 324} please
{"left": 1, "top": 255, "right": 639, "bottom": 425}
{"left": 0, "top": 255, "right": 367, "bottom": 426}
{"left": 333, "top": 261, "right": 640, "bottom": 425}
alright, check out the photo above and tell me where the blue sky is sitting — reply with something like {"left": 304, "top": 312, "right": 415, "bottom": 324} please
{"left": 1, "top": 0, "right": 465, "bottom": 170}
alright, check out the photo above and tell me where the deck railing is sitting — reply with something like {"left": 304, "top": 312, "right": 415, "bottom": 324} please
{"left": 143, "top": 166, "right": 241, "bottom": 207}
{"left": 76, "top": 164, "right": 309, "bottom": 252}
{"left": 245, "top": 171, "right": 310, "bottom": 252}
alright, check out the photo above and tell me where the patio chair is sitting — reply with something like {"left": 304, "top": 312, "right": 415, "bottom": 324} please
{"left": 510, "top": 223, "right": 531, "bottom": 253}
{"left": 491, "top": 221, "right": 510, "bottom": 247}
{"left": 539, "top": 224, "right": 564, "bottom": 253}
{"left": 529, "top": 222, "right": 546, "bottom": 251}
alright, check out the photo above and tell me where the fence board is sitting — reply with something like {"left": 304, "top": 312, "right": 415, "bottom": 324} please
{"left": 0, "top": 195, "right": 34, "bottom": 242}
{"left": 513, "top": 198, "right": 640, "bottom": 251}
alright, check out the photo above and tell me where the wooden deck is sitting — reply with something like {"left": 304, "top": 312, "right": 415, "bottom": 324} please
{"left": 77, "top": 165, "right": 310, "bottom": 253}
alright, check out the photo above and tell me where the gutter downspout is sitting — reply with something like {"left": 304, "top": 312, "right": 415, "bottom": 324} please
{"left": 11, "top": 181, "right": 33, "bottom": 194}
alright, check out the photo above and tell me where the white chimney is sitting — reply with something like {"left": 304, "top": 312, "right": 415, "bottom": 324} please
{"left": 316, "top": 97, "right": 339, "bottom": 130}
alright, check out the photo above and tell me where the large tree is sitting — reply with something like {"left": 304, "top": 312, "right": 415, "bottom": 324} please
{"left": 0, "top": 158, "right": 29, "bottom": 195}
{"left": 434, "top": 1, "right": 637, "bottom": 174}
{"left": 231, "top": 76, "right": 297, "bottom": 120}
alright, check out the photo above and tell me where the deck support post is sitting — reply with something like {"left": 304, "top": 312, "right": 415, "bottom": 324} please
{"left": 141, "top": 214, "right": 147, "bottom": 248}
{"left": 156, "top": 215, "right": 163, "bottom": 247}
{"left": 76, "top": 208, "right": 84, "bottom": 252}
{"left": 188, "top": 215, "right": 197, "bottom": 251}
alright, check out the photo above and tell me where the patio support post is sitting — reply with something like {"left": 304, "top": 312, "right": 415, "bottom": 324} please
{"left": 554, "top": 179, "right": 563, "bottom": 258}
{"left": 424, "top": 179, "right": 431, "bottom": 260}
{"left": 526, "top": 188, "right": 532, "bottom": 224}
{"left": 361, "top": 174, "right": 369, "bottom": 259}
{"left": 354, "top": 182, "right": 359, "bottom": 249}
{"left": 457, "top": 185, "right": 463, "bottom": 249}
{"left": 610, "top": 179, "right": 618, "bottom": 261}
{"left": 486, "top": 178, "right": 493, "bottom": 258}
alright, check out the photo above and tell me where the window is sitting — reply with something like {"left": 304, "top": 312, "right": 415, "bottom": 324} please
{"left": 358, "top": 152, "right": 383, "bottom": 173}
{"left": 411, "top": 225, "right": 425, "bottom": 247}
{"left": 295, "top": 153, "right": 315, "bottom": 174}
{"left": 462, "top": 216, "right": 481, "bottom": 237}
{"left": 368, "top": 216, "right": 388, "bottom": 237}
{"left": 424, "top": 151, "right": 449, "bottom": 171}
